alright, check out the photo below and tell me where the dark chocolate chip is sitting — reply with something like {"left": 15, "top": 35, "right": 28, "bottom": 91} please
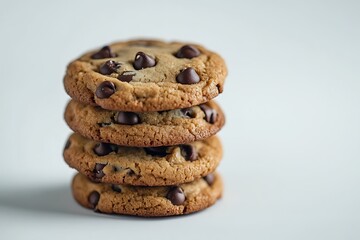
{"left": 180, "top": 108, "right": 196, "bottom": 118}
{"left": 199, "top": 104, "right": 217, "bottom": 124}
{"left": 91, "top": 46, "right": 117, "bottom": 59}
{"left": 64, "top": 140, "right": 71, "bottom": 150}
{"left": 203, "top": 173, "right": 215, "bottom": 186}
{"left": 93, "top": 163, "right": 106, "bottom": 179}
{"left": 94, "top": 163, "right": 106, "bottom": 172}
{"left": 99, "top": 60, "right": 121, "bottom": 75}
{"left": 180, "top": 145, "right": 198, "bottom": 161}
{"left": 95, "top": 81, "right": 116, "bottom": 99}
{"left": 111, "top": 184, "right": 122, "bottom": 193}
{"left": 175, "top": 45, "right": 200, "bottom": 59}
{"left": 133, "top": 52, "right": 156, "bottom": 70}
{"left": 118, "top": 71, "right": 136, "bottom": 82}
{"left": 95, "top": 81, "right": 115, "bottom": 99}
{"left": 93, "top": 171, "right": 105, "bottom": 179}
{"left": 144, "top": 147, "right": 168, "bottom": 157}
{"left": 115, "top": 112, "right": 141, "bottom": 125}
{"left": 88, "top": 191, "right": 100, "bottom": 209}
{"left": 176, "top": 68, "right": 200, "bottom": 84}
{"left": 166, "top": 187, "right": 185, "bottom": 205}
{"left": 93, "top": 143, "right": 115, "bottom": 156}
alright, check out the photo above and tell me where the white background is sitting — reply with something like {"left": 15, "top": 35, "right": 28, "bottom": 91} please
{"left": 0, "top": 0, "right": 359, "bottom": 239}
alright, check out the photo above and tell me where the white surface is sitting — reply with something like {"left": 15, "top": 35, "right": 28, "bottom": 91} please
{"left": 0, "top": 0, "right": 359, "bottom": 239}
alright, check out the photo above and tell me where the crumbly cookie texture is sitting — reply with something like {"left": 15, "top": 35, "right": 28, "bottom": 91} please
{"left": 64, "top": 133, "right": 222, "bottom": 186}
{"left": 64, "top": 99, "right": 225, "bottom": 147}
{"left": 72, "top": 172, "right": 223, "bottom": 217}
{"left": 64, "top": 39, "right": 227, "bottom": 112}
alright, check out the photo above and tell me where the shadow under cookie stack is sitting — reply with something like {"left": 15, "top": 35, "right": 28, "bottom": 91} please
{"left": 63, "top": 39, "right": 227, "bottom": 217}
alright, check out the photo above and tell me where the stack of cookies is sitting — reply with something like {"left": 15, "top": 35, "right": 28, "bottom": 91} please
{"left": 63, "top": 39, "right": 227, "bottom": 217}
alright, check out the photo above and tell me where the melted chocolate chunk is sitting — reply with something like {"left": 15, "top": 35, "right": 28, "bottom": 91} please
{"left": 199, "top": 104, "right": 217, "bottom": 123}
{"left": 180, "top": 145, "right": 198, "bottom": 161}
{"left": 144, "top": 147, "right": 168, "bottom": 157}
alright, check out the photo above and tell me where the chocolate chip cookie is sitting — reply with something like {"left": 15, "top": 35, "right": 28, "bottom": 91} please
{"left": 64, "top": 39, "right": 227, "bottom": 112}
{"left": 64, "top": 133, "right": 222, "bottom": 186}
{"left": 64, "top": 100, "right": 224, "bottom": 147}
{"left": 72, "top": 172, "right": 223, "bottom": 217}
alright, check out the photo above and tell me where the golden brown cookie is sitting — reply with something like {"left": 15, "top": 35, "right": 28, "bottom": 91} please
{"left": 64, "top": 39, "right": 227, "bottom": 112}
{"left": 72, "top": 172, "right": 223, "bottom": 217}
{"left": 64, "top": 99, "right": 224, "bottom": 147}
{"left": 64, "top": 133, "right": 222, "bottom": 186}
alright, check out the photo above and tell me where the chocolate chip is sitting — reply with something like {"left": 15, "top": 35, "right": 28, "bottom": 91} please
{"left": 115, "top": 112, "right": 141, "bottom": 125}
{"left": 180, "top": 145, "right": 198, "bottom": 161}
{"left": 95, "top": 81, "right": 116, "bottom": 99}
{"left": 144, "top": 147, "right": 168, "bottom": 157}
{"left": 175, "top": 45, "right": 200, "bottom": 59}
{"left": 93, "top": 143, "right": 115, "bottom": 156}
{"left": 118, "top": 71, "right": 136, "bottom": 82}
{"left": 176, "top": 68, "right": 200, "bottom": 84}
{"left": 111, "top": 184, "right": 122, "bottom": 193}
{"left": 88, "top": 191, "right": 100, "bottom": 209}
{"left": 91, "top": 46, "right": 117, "bottom": 59}
{"left": 64, "top": 140, "right": 71, "bottom": 150}
{"left": 93, "top": 163, "right": 106, "bottom": 179}
{"left": 94, "top": 163, "right": 106, "bottom": 172}
{"left": 94, "top": 172, "right": 105, "bottom": 179}
{"left": 133, "top": 52, "right": 156, "bottom": 70}
{"left": 199, "top": 104, "right": 217, "bottom": 123}
{"left": 166, "top": 187, "right": 185, "bottom": 205}
{"left": 99, "top": 60, "right": 121, "bottom": 75}
{"left": 180, "top": 108, "right": 195, "bottom": 118}
{"left": 203, "top": 173, "right": 215, "bottom": 186}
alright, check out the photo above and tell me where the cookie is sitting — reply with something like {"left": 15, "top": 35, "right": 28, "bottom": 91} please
{"left": 64, "top": 133, "right": 222, "bottom": 186}
{"left": 72, "top": 172, "right": 223, "bottom": 217}
{"left": 64, "top": 39, "right": 227, "bottom": 112}
{"left": 64, "top": 99, "right": 225, "bottom": 147}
